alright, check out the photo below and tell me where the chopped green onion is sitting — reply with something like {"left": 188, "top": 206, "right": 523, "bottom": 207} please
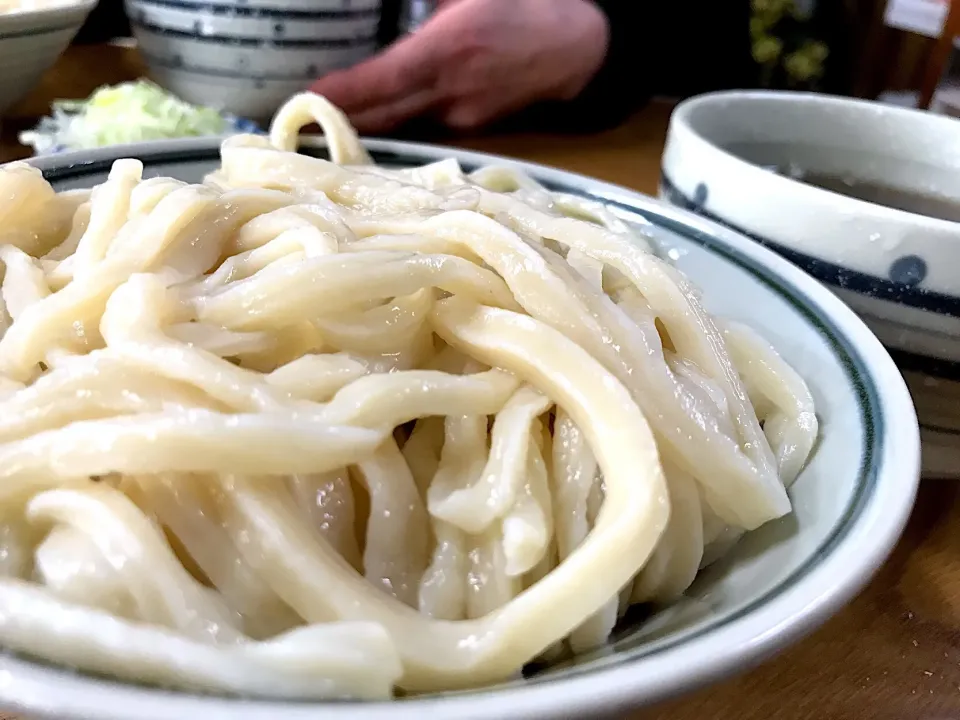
{"left": 19, "top": 80, "right": 231, "bottom": 154}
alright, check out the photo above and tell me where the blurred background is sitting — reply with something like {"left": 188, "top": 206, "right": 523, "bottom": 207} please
{"left": 6, "top": 0, "right": 960, "bottom": 145}
{"left": 15, "top": 2, "right": 960, "bottom": 102}
{"left": 59, "top": 0, "right": 960, "bottom": 111}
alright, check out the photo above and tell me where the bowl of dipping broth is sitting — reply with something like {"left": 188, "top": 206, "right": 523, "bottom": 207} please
{"left": 661, "top": 90, "right": 960, "bottom": 478}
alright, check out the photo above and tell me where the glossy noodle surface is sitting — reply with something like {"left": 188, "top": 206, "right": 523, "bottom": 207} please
{"left": 0, "top": 93, "right": 818, "bottom": 699}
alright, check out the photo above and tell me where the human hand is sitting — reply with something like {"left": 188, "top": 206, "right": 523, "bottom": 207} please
{"left": 309, "top": 0, "right": 608, "bottom": 133}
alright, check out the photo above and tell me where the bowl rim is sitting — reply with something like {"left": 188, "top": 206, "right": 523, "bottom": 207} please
{"left": 5, "top": 136, "right": 923, "bottom": 720}
{"left": 666, "top": 89, "right": 960, "bottom": 234}
{"left": 662, "top": 89, "right": 960, "bottom": 370}
{"left": 0, "top": 0, "right": 95, "bottom": 33}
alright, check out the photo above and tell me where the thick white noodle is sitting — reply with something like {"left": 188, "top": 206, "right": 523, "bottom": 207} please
{"left": 0, "top": 92, "right": 817, "bottom": 700}
{"left": 720, "top": 321, "right": 818, "bottom": 488}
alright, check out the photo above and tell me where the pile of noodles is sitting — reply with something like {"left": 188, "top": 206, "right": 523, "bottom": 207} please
{"left": 0, "top": 93, "right": 817, "bottom": 699}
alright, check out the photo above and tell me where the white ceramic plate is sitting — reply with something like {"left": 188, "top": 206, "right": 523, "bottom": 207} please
{"left": 9, "top": 139, "right": 921, "bottom": 720}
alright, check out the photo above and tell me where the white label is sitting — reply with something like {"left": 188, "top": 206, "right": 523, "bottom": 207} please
{"left": 884, "top": 0, "right": 949, "bottom": 38}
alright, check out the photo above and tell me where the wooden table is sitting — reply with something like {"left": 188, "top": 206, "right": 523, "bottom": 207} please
{"left": 2, "top": 44, "right": 959, "bottom": 720}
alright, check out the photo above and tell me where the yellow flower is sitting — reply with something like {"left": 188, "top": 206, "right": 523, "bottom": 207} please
{"left": 805, "top": 40, "right": 830, "bottom": 63}
{"left": 750, "top": 16, "right": 771, "bottom": 38}
{"left": 784, "top": 42, "right": 829, "bottom": 83}
{"left": 752, "top": 35, "right": 784, "bottom": 65}
{"left": 751, "top": 0, "right": 794, "bottom": 23}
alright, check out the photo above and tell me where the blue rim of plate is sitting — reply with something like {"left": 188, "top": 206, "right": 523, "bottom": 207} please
{"left": 10, "top": 139, "right": 904, "bottom": 719}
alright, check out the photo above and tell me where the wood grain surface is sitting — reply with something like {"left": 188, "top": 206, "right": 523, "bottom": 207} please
{"left": 1, "top": 44, "right": 957, "bottom": 720}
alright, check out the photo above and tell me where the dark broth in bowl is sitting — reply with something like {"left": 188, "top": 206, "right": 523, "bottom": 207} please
{"left": 785, "top": 172, "right": 960, "bottom": 223}
{"left": 726, "top": 142, "right": 960, "bottom": 223}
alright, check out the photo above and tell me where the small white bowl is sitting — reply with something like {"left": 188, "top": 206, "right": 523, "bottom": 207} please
{"left": 661, "top": 90, "right": 960, "bottom": 477}
{"left": 0, "top": 136, "right": 920, "bottom": 719}
{"left": 0, "top": 0, "right": 96, "bottom": 114}
{"left": 125, "top": 0, "right": 380, "bottom": 120}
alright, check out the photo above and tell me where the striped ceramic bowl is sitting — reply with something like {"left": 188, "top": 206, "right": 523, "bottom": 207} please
{"left": 0, "top": 0, "right": 96, "bottom": 114}
{"left": 124, "top": 0, "right": 381, "bottom": 121}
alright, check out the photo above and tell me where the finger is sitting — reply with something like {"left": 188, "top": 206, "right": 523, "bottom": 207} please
{"left": 442, "top": 89, "right": 533, "bottom": 132}
{"left": 442, "top": 102, "right": 494, "bottom": 132}
{"left": 309, "top": 31, "right": 441, "bottom": 114}
{"left": 347, "top": 87, "right": 442, "bottom": 134}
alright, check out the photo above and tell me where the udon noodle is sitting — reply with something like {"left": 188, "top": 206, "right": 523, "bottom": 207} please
{"left": 0, "top": 93, "right": 817, "bottom": 699}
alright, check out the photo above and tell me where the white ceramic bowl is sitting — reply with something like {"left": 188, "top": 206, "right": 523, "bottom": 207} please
{"left": 661, "top": 90, "right": 960, "bottom": 477}
{"left": 124, "top": 0, "right": 380, "bottom": 120}
{"left": 0, "top": 137, "right": 920, "bottom": 719}
{"left": 0, "top": 0, "right": 96, "bottom": 114}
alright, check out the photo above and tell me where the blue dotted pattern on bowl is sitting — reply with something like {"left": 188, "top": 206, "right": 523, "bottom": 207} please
{"left": 658, "top": 173, "right": 960, "bottom": 318}
{"left": 888, "top": 254, "right": 927, "bottom": 287}
{"left": 223, "top": 114, "right": 262, "bottom": 134}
